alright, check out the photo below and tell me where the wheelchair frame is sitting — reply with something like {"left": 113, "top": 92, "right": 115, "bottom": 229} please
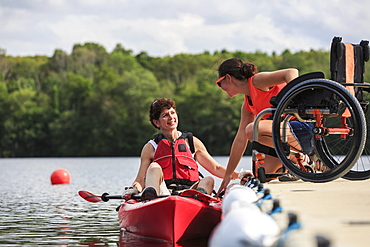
{"left": 252, "top": 37, "right": 370, "bottom": 183}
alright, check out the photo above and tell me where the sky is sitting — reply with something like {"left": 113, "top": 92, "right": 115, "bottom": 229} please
{"left": 1, "top": 0, "right": 369, "bottom": 57}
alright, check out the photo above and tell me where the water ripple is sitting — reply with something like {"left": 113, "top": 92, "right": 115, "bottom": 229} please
{"left": 0, "top": 157, "right": 239, "bottom": 246}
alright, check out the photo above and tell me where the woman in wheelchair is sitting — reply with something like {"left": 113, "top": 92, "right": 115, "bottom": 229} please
{"left": 215, "top": 58, "right": 317, "bottom": 193}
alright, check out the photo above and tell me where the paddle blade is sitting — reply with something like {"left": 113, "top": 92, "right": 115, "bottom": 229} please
{"left": 78, "top": 190, "right": 102, "bottom": 203}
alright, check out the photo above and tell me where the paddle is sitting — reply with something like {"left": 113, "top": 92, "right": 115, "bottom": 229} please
{"left": 78, "top": 190, "right": 170, "bottom": 203}
{"left": 78, "top": 190, "right": 124, "bottom": 202}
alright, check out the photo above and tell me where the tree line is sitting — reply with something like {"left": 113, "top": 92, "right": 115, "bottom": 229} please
{"left": 0, "top": 43, "right": 369, "bottom": 157}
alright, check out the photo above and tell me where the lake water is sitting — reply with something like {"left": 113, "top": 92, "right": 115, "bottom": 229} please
{"left": 0, "top": 157, "right": 252, "bottom": 246}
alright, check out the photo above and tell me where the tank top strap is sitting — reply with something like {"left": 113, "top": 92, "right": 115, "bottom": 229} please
{"left": 148, "top": 140, "right": 158, "bottom": 150}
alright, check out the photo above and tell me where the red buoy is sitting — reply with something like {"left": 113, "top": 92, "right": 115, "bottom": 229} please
{"left": 50, "top": 168, "right": 71, "bottom": 185}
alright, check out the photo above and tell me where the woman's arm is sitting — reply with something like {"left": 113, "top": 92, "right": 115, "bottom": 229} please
{"left": 131, "top": 143, "right": 155, "bottom": 192}
{"left": 193, "top": 137, "right": 239, "bottom": 179}
{"left": 225, "top": 106, "right": 254, "bottom": 177}
{"left": 253, "top": 68, "right": 299, "bottom": 90}
{"left": 217, "top": 105, "right": 255, "bottom": 195}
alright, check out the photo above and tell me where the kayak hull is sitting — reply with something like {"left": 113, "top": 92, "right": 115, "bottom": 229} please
{"left": 118, "top": 195, "right": 222, "bottom": 243}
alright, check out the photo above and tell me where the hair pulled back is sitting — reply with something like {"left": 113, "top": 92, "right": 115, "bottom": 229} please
{"left": 217, "top": 58, "right": 258, "bottom": 80}
{"left": 149, "top": 98, "right": 176, "bottom": 129}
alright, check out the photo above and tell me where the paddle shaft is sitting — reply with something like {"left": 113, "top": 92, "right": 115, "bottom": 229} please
{"left": 101, "top": 192, "right": 169, "bottom": 202}
{"left": 101, "top": 193, "right": 123, "bottom": 202}
{"left": 101, "top": 193, "right": 218, "bottom": 202}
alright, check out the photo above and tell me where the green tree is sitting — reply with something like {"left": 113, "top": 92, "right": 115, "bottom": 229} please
{"left": 2, "top": 88, "right": 51, "bottom": 157}
{"left": 71, "top": 43, "right": 108, "bottom": 78}
{"left": 1, "top": 41, "right": 367, "bottom": 157}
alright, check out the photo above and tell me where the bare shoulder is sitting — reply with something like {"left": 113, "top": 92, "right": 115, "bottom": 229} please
{"left": 142, "top": 141, "right": 155, "bottom": 151}
{"left": 192, "top": 136, "right": 205, "bottom": 149}
{"left": 141, "top": 142, "right": 155, "bottom": 159}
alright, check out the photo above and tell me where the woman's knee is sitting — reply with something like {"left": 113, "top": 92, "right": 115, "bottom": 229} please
{"left": 245, "top": 123, "right": 254, "bottom": 140}
{"left": 147, "top": 163, "right": 163, "bottom": 176}
{"left": 201, "top": 176, "right": 214, "bottom": 185}
{"left": 198, "top": 176, "right": 215, "bottom": 194}
{"left": 145, "top": 163, "right": 164, "bottom": 189}
{"left": 148, "top": 162, "right": 161, "bottom": 170}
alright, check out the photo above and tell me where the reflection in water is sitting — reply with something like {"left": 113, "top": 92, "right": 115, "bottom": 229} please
{"left": 79, "top": 237, "right": 115, "bottom": 246}
{"left": 119, "top": 230, "right": 208, "bottom": 247}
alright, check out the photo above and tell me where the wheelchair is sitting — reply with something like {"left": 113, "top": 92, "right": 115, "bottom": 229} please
{"left": 253, "top": 36, "right": 370, "bottom": 183}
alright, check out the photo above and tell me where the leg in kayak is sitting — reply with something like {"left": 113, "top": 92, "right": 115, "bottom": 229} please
{"left": 191, "top": 176, "right": 214, "bottom": 195}
{"left": 141, "top": 187, "right": 158, "bottom": 201}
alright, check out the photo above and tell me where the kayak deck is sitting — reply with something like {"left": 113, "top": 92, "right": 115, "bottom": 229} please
{"left": 118, "top": 195, "right": 222, "bottom": 243}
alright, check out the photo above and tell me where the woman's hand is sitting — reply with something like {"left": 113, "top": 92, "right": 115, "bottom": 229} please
{"left": 122, "top": 187, "right": 139, "bottom": 200}
{"left": 217, "top": 176, "right": 231, "bottom": 197}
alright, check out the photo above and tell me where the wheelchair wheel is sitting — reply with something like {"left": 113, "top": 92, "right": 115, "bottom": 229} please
{"left": 342, "top": 89, "right": 370, "bottom": 180}
{"left": 272, "top": 79, "right": 366, "bottom": 183}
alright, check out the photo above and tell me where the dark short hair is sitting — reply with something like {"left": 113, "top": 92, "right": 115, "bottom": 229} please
{"left": 149, "top": 98, "right": 176, "bottom": 129}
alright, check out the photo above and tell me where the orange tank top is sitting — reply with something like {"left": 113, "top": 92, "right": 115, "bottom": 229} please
{"left": 244, "top": 75, "right": 286, "bottom": 119}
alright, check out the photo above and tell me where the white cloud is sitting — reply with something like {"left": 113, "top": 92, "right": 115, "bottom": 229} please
{"left": 0, "top": 0, "right": 369, "bottom": 57}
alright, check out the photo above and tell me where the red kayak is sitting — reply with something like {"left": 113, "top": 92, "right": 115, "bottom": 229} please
{"left": 117, "top": 189, "right": 222, "bottom": 243}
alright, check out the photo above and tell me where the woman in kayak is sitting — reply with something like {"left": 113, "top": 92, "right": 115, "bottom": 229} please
{"left": 215, "top": 58, "right": 300, "bottom": 195}
{"left": 123, "top": 98, "right": 239, "bottom": 201}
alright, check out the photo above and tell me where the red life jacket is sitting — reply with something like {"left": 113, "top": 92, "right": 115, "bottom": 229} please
{"left": 153, "top": 132, "right": 199, "bottom": 187}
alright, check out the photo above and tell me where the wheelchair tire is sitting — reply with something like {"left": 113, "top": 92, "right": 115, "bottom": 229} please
{"left": 272, "top": 79, "right": 366, "bottom": 183}
{"left": 342, "top": 88, "right": 370, "bottom": 180}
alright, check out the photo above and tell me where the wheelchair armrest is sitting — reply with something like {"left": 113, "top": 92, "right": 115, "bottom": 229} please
{"left": 270, "top": 71, "right": 325, "bottom": 106}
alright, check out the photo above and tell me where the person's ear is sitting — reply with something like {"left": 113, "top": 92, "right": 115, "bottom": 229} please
{"left": 153, "top": 119, "right": 160, "bottom": 128}
{"left": 225, "top": 74, "right": 233, "bottom": 83}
